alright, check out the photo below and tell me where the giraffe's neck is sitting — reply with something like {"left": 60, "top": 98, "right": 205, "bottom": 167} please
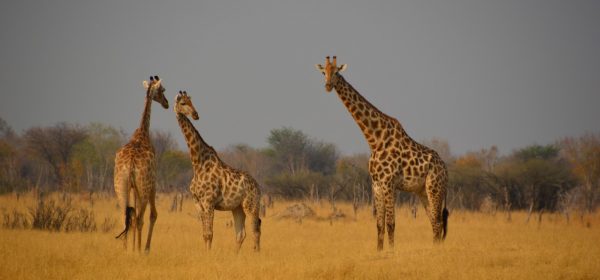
{"left": 176, "top": 113, "right": 219, "bottom": 170}
{"left": 130, "top": 94, "right": 152, "bottom": 142}
{"left": 333, "top": 74, "right": 406, "bottom": 151}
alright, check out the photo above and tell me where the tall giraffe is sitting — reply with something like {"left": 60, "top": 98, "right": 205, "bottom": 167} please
{"left": 315, "top": 56, "right": 449, "bottom": 250}
{"left": 114, "top": 75, "right": 168, "bottom": 252}
{"left": 174, "top": 91, "right": 261, "bottom": 252}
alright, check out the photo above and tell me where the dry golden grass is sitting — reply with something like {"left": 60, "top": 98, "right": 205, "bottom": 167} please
{"left": 1, "top": 192, "right": 599, "bottom": 279}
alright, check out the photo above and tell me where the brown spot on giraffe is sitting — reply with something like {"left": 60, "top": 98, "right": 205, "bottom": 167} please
{"left": 316, "top": 56, "right": 449, "bottom": 251}
{"left": 114, "top": 75, "right": 168, "bottom": 253}
{"left": 174, "top": 91, "right": 261, "bottom": 252}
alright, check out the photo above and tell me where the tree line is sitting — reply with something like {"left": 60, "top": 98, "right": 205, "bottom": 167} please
{"left": 0, "top": 117, "right": 598, "bottom": 215}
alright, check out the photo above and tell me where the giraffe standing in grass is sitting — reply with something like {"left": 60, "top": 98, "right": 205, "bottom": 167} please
{"left": 174, "top": 91, "right": 261, "bottom": 252}
{"left": 114, "top": 76, "right": 169, "bottom": 252}
{"left": 315, "top": 56, "right": 449, "bottom": 250}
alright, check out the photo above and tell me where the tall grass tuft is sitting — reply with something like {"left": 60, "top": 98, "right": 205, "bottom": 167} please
{"left": 29, "top": 197, "right": 72, "bottom": 231}
{"left": 3, "top": 209, "right": 30, "bottom": 229}
{"left": 1, "top": 195, "right": 108, "bottom": 233}
{"left": 65, "top": 208, "right": 97, "bottom": 232}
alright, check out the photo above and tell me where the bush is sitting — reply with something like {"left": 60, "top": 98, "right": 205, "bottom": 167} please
{"left": 29, "top": 198, "right": 72, "bottom": 231}
{"left": 0, "top": 196, "right": 106, "bottom": 233}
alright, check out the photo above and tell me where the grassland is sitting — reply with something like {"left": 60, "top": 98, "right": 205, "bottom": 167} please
{"left": 0, "top": 193, "right": 599, "bottom": 280}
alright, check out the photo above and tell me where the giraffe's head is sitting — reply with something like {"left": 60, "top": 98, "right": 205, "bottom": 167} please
{"left": 315, "top": 56, "right": 347, "bottom": 92}
{"left": 174, "top": 91, "right": 199, "bottom": 120}
{"left": 142, "top": 75, "right": 169, "bottom": 109}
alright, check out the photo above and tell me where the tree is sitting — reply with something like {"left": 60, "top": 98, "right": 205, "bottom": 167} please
{"left": 263, "top": 127, "right": 340, "bottom": 200}
{"left": 507, "top": 145, "right": 574, "bottom": 220}
{"left": 560, "top": 133, "right": 600, "bottom": 213}
{"left": 265, "top": 171, "right": 331, "bottom": 199}
{"left": 219, "top": 144, "right": 272, "bottom": 184}
{"left": 151, "top": 130, "right": 177, "bottom": 163}
{"left": 69, "top": 123, "right": 126, "bottom": 191}
{"left": 335, "top": 154, "right": 371, "bottom": 205}
{"left": 267, "top": 127, "right": 309, "bottom": 174}
{"left": 449, "top": 153, "right": 489, "bottom": 210}
{"left": 421, "top": 137, "right": 453, "bottom": 164}
{"left": 158, "top": 150, "right": 192, "bottom": 191}
{"left": 0, "top": 117, "right": 16, "bottom": 140}
{"left": 266, "top": 127, "right": 338, "bottom": 175}
{"left": 306, "top": 141, "right": 339, "bottom": 175}
{"left": 24, "top": 123, "right": 87, "bottom": 190}
{"left": 151, "top": 130, "right": 180, "bottom": 190}
{"left": 0, "top": 118, "right": 21, "bottom": 193}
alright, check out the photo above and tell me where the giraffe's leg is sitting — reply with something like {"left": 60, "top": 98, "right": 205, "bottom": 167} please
{"left": 144, "top": 191, "right": 158, "bottom": 253}
{"left": 425, "top": 171, "right": 445, "bottom": 243}
{"left": 251, "top": 214, "right": 261, "bottom": 252}
{"left": 384, "top": 187, "right": 396, "bottom": 249}
{"left": 198, "top": 203, "right": 215, "bottom": 250}
{"left": 418, "top": 193, "right": 431, "bottom": 222}
{"left": 373, "top": 182, "right": 386, "bottom": 251}
{"left": 232, "top": 206, "right": 246, "bottom": 253}
{"left": 113, "top": 168, "right": 132, "bottom": 250}
{"left": 136, "top": 204, "right": 148, "bottom": 252}
{"left": 243, "top": 191, "right": 261, "bottom": 252}
{"left": 130, "top": 188, "right": 138, "bottom": 251}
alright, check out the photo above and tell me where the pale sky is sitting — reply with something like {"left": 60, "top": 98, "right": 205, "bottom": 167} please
{"left": 1, "top": 0, "right": 599, "bottom": 156}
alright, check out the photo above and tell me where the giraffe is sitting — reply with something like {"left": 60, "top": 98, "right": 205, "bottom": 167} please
{"left": 174, "top": 91, "right": 261, "bottom": 252}
{"left": 315, "top": 56, "right": 449, "bottom": 250}
{"left": 114, "top": 75, "right": 168, "bottom": 252}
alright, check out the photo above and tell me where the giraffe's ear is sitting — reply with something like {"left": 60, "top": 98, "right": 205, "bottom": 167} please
{"left": 315, "top": 64, "right": 325, "bottom": 74}
{"left": 337, "top": 64, "right": 348, "bottom": 73}
{"left": 142, "top": 80, "right": 149, "bottom": 89}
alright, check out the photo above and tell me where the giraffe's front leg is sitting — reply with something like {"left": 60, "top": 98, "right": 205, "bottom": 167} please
{"left": 196, "top": 200, "right": 214, "bottom": 250}
{"left": 373, "top": 182, "right": 386, "bottom": 251}
{"left": 203, "top": 208, "right": 215, "bottom": 250}
{"left": 384, "top": 187, "right": 396, "bottom": 249}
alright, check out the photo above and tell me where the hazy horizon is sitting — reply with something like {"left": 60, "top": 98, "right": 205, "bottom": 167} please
{"left": 1, "top": 1, "right": 599, "bottom": 156}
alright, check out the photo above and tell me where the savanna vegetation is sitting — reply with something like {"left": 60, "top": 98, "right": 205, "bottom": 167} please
{"left": 1, "top": 117, "right": 598, "bottom": 217}
{"left": 1, "top": 193, "right": 599, "bottom": 279}
{"left": 1, "top": 117, "right": 600, "bottom": 279}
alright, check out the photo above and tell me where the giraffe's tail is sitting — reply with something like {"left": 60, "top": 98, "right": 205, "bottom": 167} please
{"left": 441, "top": 194, "right": 449, "bottom": 240}
{"left": 116, "top": 206, "right": 136, "bottom": 239}
{"left": 115, "top": 165, "right": 136, "bottom": 239}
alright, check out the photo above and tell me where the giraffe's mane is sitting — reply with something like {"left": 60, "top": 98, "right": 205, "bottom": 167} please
{"left": 336, "top": 74, "right": 398, "bottom": 122}
{"left": 177, "top": 113, "right": 221, "bottom": 160}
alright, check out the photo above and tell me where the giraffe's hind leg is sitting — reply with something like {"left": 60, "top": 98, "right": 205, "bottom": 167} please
{"left": 135, "top": 199, "right": 148, "bottom": 252}
{"left": 114, "top": 168, "right": 133, "bottom": 249}
{"left": 424, "top": 169, "right": 446, "bottom": 242}
{"left": 144, "top": 190, "right": 158, "bottom": 253}
{"left": 242, "top": 192, "right": 261, "bottom": 252}
{"left": 232, "top": 206, "right": 246, "bottom": 253}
